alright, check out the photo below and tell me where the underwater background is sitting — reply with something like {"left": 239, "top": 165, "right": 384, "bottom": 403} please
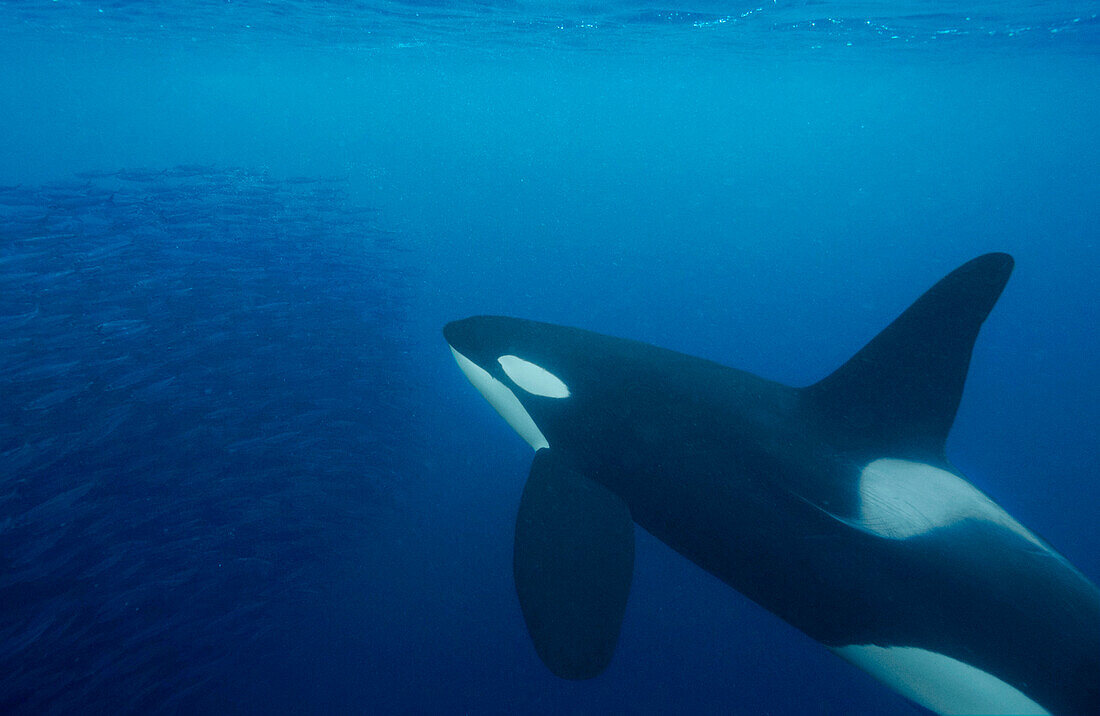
{"left": 0, "top": 1, "right": 1097, "bottom": 713}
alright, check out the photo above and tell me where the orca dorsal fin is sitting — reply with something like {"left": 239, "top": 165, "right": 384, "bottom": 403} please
{"left": 805, "top": 253, "right": 1014, "bottom": 462}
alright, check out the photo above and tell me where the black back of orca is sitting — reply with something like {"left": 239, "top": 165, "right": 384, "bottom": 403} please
{"left": 444, "top": 253, "right": 1099, "bottom": 716}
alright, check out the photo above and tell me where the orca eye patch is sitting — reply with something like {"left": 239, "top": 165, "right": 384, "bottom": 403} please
{"left": 497, "top": 355, "right": 570, "bottom": 398}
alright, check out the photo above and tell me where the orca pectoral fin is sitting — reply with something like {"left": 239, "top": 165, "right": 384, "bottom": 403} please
{"left": 514, "top": 448, "right": 634, "bottom": 680}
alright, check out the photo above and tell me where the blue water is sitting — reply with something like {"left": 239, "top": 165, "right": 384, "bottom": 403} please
{"left": 0, "top": 1, "right": 1097, "bottom": 713}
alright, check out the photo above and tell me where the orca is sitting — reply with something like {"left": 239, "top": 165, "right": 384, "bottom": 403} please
{"left": 443, "top": 253, "right": 1099, "bottom": 715}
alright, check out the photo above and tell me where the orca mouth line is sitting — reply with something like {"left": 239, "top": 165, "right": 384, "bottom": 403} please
{"left": 448, "top": 344, "right": 549, "bottom": 451}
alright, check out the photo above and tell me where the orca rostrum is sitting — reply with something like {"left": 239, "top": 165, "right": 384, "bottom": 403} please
{"left": 443, "top": 253, "right": 1098, "bottom": 715}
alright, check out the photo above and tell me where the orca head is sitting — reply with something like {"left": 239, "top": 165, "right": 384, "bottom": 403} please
{"left": 444, "top": 316, "right": 585, "bottom": 452}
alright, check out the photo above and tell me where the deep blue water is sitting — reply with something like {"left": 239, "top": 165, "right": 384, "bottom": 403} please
{"left": 0, "top": 1, "right": 1097, "bottom": 713}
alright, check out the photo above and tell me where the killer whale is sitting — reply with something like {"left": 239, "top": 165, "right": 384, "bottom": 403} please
{"left": 443, "top": 253, "right": 1099, "bottom": 715}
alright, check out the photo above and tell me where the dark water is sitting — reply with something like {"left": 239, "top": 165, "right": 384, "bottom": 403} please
{"left": 0, "top": 1, "right": 1097, "bottom": 714}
